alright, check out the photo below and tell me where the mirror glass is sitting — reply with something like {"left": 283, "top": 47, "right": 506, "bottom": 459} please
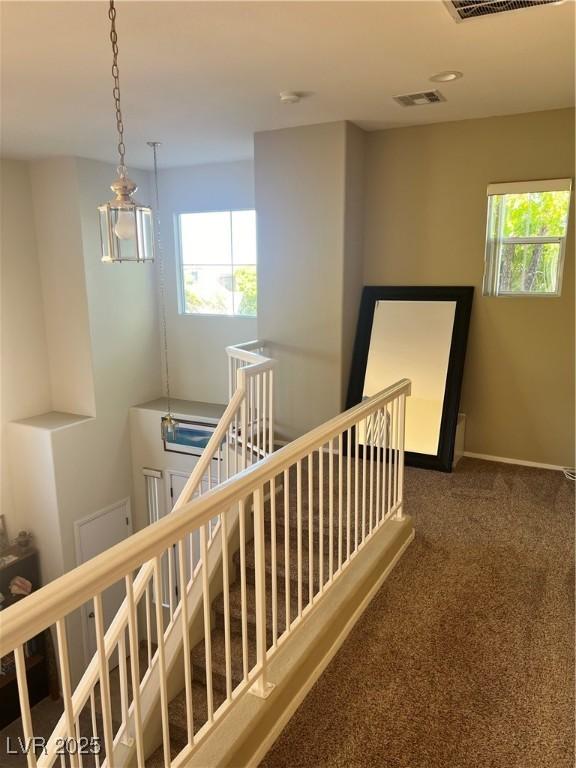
{"left": 363, "top": 300, "right": 456, "bottom": 455}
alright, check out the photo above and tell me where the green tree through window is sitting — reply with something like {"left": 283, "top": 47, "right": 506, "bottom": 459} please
{"left": 484, "top": 182, "right": 571, "bottom": 296}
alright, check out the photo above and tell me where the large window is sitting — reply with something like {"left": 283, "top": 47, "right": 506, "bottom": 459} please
{"left": 483, "top": 179, "right": 572, "bottom": 297}
{"left": 177, "top": 210, "right": 257, "bottom": 316}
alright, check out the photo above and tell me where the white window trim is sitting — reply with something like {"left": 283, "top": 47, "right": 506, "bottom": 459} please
{"left": 483, "top": 180, "right": 572, "bottom": 298}
{"left": 175, "top": 209, "right": 257, "bottom": 319}
{"left": 487, "top": 178, "right": 572, "bottom": 196}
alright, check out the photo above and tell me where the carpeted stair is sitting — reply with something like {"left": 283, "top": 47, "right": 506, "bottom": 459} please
{"left": 146, "top": 456, "right": 348, "bottom": 766}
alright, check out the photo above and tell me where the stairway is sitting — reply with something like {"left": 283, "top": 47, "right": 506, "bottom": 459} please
{"left": 146, "top": 458, "right": 346, "bottom": 766}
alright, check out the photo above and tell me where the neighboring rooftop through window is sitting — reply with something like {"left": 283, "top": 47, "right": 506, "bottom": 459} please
{"left": 177, "top": 210, "right": 257, "bottom": 317}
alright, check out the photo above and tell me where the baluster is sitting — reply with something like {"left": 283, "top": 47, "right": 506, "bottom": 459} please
{"left": 118, "top": 630, "right": 129, "bottom": 738}
{"left": 386, "top": 403, "right": 394, "bottom": 517}
{"left": 76, "top": 717, "right": 83, "bottom": 768}
{"left": 241, "top": 382, "right": 248, "bottom": 471}
{"left": 346, "top": 428, "right": 352, "bottom": 560}
{"left": 271, "top": 478, "right": 278, "bottom": 646}
{"left": 395, "top": 398, "right": 400, "bottom": 510}
{"left": 219, "top": 512, "right": 232, "bottom": 701}
{"left": 283, "top": 469, "right": 291, "bottom": 632}
{"left": 369, "top": 415, "right": 375, "bottom": 535}
{"left": 249, "top": 376, "right": 254, "bottom": 466}
{"left": 251, "top": 486, "right": 273, "bottom": 698}
{"left": 381, "top": 407, "right": 388, "bottom": 522}
{"left": 375, "top": 410, "right": 382, "bottom": 527}
{"left": 55, "top": 618, "right": 79, "bottom": 768}
{"left": 257, "top": 373, "right": 262, "bottom": 458}
{"left": 239, "top": 499, "right": 248, "bottom": 680}
{"left": 125, "top": 574, "right": 145, "bottom": 766}
{"left": 14, "top": 645, "right": 36, "bottom": 768}
{"left": 93, "top": 594, "right": 114, "bottom": 764}
{"left": 296, "top": 460, "right": 303, "bottom": 616}
{"left": 328, "top": 440, "right": 334, "bottom": 580}
{"left": 268, "top": 369, "right": 274, "bottom": 454}
{"left": 153, "top": 556, "right": 171, "bottom": 767}
{"left": 177, "top": 540, "right": 194, "bottom": 745}
{"left": 338, "top": 433, "right": 343, "bottom": 570}
{"left": 145, "top": 581, "right": 152, "bottom": 666}
{"left": 354, "top": 424, "right": 360, "bottom": 551}
{"left": 307, "top": 453, "right": 313, "bottom": 604}
{"left": 200, "top": 525, "right": 214, "bottom": 722}
{"left": 168, "top": 546, "right": 175, "bottom": 618}
{"left": 361, "top": 418, "right": 367, "bottom": 543}
{"left": 318, "top": 447, "right": 324, "bottom": 592}
{"left": 89, "top": 691, "right": 100, "bottom": 768}
{"left": 397, "top": 395, "right": 406, "bottom": 518}
{"left": 262, "top": 371, "right": 267, "bottom": 455}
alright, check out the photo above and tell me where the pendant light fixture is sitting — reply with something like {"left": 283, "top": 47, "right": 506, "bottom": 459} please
{"left": 148, "top": 142, "right": 178, "bottom": 442}
{"left": 98, "top": 0, "right": 154, "bottom": 263}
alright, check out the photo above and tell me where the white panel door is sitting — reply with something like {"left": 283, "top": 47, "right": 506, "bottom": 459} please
{"left": 75, "top": 499, "right": 132, "bottom": 663}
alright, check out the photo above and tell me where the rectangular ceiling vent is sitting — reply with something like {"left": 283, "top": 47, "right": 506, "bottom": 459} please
{"left": 446, "top": 0, "right": 562, "bottom": 22}
{"left": 393, "top": 90, "right": 446, "bottom": 107}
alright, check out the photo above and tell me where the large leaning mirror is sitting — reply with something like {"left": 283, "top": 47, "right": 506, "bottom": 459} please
{"left": 347, "top": 287, "right": 474, "bottom": 472}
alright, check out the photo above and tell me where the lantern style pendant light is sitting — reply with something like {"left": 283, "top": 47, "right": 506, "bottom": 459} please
{"left": 99, "top": 0, "right": 153, "bottom": 263}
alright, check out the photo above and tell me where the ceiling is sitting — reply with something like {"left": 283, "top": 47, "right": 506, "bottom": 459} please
{"left": 1, "top": 0, "right": 574, "bottom": 168}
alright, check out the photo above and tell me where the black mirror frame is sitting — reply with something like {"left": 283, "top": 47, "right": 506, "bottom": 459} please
{"left": 346, "top": 286, "right": 474, "bottom": 472}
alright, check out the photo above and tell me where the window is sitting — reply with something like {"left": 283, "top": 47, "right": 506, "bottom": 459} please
{"left": 177, "top": 210, "right": 257, "bottom": 316}
{"left": 483, "top": 179, "right": 572, "bottom": 297}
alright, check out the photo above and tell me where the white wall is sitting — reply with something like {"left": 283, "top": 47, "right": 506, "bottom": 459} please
{"left": 1, "top": 160, "right": 52, "bottom": 534}
{"left": 31, "top": 159, "right": 96, "bottom": 417}
{"left": 47, "top": 158, "right": 162, "bottom": 573}
{"left": 158, "top": 161, "right": 257, "bottom": 404}
{"left": 5, "top": 157, "right": 161, "bottom": 576}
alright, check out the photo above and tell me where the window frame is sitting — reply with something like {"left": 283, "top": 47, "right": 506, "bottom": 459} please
{"left": 482, "top": 179, "right": 572, "bottom": 298}
{"left": 175, "top": 208, "right": 257, "bottom": 318}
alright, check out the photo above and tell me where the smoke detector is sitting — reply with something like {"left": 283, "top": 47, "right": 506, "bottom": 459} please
{"left": 279, "top": 91, "right": 301, "bottom": 104}
{"left": 445, "top": 0, "right": 563, "bottom": 22}
{"left": 393, "top": 90, "right": 446, "bottom": 107}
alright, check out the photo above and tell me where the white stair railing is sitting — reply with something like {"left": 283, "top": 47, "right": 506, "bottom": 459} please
{"left": 0, "top": 342, "right": 273, "bottom": 768}
{"left": 0, "top": 372, "right": 410, "bottom": 768}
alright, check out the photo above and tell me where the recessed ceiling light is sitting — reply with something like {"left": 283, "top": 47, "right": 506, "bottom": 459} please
{"left": 429, "top": 71, "right": 463, "bottom": 83}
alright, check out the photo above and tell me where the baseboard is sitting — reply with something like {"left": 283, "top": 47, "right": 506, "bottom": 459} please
{"left": 247, "top": 526, "right": 415, "bottom": 768}
{"left": 463, "top": 451, "right": 565, "bottom": 472}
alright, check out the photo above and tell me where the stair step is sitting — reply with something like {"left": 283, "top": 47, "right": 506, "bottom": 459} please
{"left": 212, "top": 577, "right": 300, "bottom": 640}
{"left": 191, "top": 627, "right": 257, "bottom": 694}
{"left": 240, "top": 531, "right": 342, "bottom": 592}
{"left": 145, "top": 722, "right": 187, "bottom": 768}
{"left": 168, "top": 680, "right": 226, "bottom": 734}
{"left": 145, "top": 681, "right": 228, "bottom": 766}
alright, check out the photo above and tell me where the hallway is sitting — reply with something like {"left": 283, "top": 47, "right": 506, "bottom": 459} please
{"left": 261, "top": 459, "right": 574, "bottom": 768}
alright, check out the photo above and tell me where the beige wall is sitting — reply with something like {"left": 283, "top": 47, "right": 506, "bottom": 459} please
{"left": 255, "top": 122, "right": 347, "bottom": 438}
{"left": 363, "top": 108, "right": 575, "bottom": 466}
{"left": 158, "top": 161, "right": 257, "bottom": 405}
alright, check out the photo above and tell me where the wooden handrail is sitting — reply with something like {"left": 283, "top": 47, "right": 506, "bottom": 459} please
{"left": 0, "top": 378, "right": 409, "bottom": 656}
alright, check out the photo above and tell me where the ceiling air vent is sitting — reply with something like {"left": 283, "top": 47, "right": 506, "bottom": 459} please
{"left": 445, "top": 0, "right": 562, "bottom": 22}
{"left": 393, "top": 90, "right": 446, "bottom": 107}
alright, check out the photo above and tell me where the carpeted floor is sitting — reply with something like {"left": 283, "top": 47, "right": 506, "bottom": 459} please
{"left": 260, "top": 458, "right": 575, "bottom": 768}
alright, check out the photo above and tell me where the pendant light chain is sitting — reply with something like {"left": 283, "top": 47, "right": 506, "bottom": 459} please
{"left": 108, "top": 0, "right": 126, "bottom": 174}
{"left": 150, "top": 142, "right": 173, "bottom": 418}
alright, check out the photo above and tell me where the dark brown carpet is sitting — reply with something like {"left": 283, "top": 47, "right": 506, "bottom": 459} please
{"left": 260, "top": 459, "right": 575, "bottom": 768}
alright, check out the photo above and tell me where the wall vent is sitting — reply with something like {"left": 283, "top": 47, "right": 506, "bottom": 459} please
{"left": 393, "top": 90, "right": 446, "bottom": 107}
{"left": 445, "top": 0, "right": 562, "bottom": 22}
